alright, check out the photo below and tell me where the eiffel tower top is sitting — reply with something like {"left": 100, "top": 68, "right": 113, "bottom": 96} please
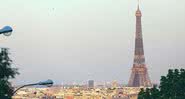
{"left": 135, "top": 1, "right": 142, "bottom": 17}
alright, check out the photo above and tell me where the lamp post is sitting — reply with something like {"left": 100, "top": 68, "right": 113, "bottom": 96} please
{"left": 12, "top": 79, "right": 54, "bottom": 96}
{"left": 0, "top": 26, "right": 13, "bottom": 36}
{"left": 0, "top": 26, "right": 13, "bottom": 99}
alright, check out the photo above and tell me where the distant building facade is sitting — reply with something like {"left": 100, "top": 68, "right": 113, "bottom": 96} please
{"left": 88, "top": 80, "right": 94, "bottom": 89}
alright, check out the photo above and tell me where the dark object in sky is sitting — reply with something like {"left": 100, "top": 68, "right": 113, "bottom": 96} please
{"left": 0, "top": 26, "right": 13, "bottom": 36}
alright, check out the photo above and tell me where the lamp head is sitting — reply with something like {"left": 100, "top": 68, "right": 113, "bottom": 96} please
{"left": 0, "top": 26, "right": 13, "bottom": 36}
{"left": 37, "top": 79, "right": 54, "bottom": 87}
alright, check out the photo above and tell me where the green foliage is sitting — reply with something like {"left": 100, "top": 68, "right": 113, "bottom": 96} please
{"left": 138, "top": 86, "right": 160, "bottom": 99}
{"left": 0, "top": 48, "right": 19, "bottom": 98}
{"left": 138, "top": 69, "right": 185, "bottom": 99}
{"left": 138, "top": 88, "right": 144, "bottom": 99}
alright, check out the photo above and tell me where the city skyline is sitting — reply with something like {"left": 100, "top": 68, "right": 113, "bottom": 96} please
{"left": 0, "top": 0, "right": 185, "bottom": 85}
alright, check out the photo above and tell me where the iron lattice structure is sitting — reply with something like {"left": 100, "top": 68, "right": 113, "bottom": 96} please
{"left": 128, "top": 6, "right": 152, "bottom": 87}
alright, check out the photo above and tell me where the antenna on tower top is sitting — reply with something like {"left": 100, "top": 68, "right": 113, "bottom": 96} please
{"left": 136, "top": 0, "right": 142, "bottom": 12}
{"left": 137, "top": 0, "right": 140, "bottom": 10}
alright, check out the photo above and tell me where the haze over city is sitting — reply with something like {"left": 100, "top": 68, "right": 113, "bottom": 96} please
{"left": 0, "top": 0, "right": 185, "bottom": 85}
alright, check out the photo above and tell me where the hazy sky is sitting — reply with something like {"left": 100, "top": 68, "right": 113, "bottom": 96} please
{"left": 0, "top": 0, "right": 185, "bottom": 85}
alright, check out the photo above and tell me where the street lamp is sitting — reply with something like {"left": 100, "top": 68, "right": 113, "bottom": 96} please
{"left": 0, "top": 26, "right": 13, "bottom": 99}
{"left": 0, "top": 26, "right": 13, "bottom": 36}
{"left": 12, "top": 79, "right": 54, "bottom": 96}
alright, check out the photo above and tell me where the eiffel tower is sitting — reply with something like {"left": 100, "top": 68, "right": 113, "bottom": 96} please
{"left": 128, "top": 3, "right": 152, "bottom": 87}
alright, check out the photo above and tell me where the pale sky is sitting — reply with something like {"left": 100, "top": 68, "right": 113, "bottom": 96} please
{"left": 0, "top": 0, "right": 185, "bottom": 85}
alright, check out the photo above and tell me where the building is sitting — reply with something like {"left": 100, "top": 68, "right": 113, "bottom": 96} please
{"left": 128, "top": 3, "right": 152, "bottom": 87}
{"left": 112, "top": 80, "right": 118, "bottom": 88}
{"left": 88, "top": 80, "right": 94, "bottom": 89}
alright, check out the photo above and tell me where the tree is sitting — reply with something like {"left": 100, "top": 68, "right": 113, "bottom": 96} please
{"left": 149, "top": 85, "right": 160, "bottom": 99}
{"left": 138, "top": 88, "right": 145, "bottom": 99}
{"left": 160, "top": 69, "right": 185, "bottom": 99}
{"left": 138, "top": 69, "right": 185, "bottom": 99}
{"left": 0, "top": 48, "right": 19, "bottom": 98}
{"left": 138, "top": 86, "right": 160, "bottom": 99}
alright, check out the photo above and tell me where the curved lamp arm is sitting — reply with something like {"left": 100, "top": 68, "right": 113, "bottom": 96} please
{"left": 12, "top": 79, "right": 53, "bottom": 96}
{"left": 12, "top": 83, "right": 38, "bottom": 95}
